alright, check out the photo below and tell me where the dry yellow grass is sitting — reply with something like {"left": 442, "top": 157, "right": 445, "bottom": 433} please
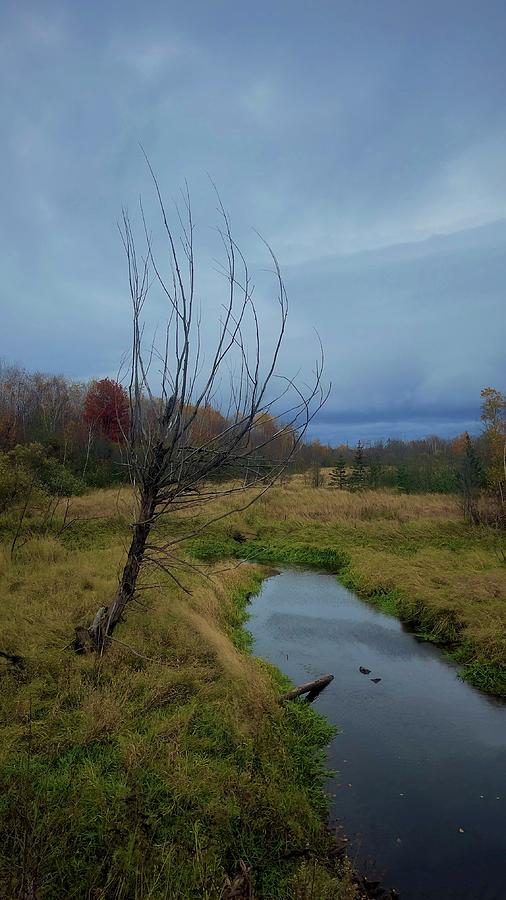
{"left": 68, "top": 480, "right": 460, "bottom": 528}
{"left": 69, "top": 484, "right": 134, "bottom": 519}
{"left": 0, "top": 531, "right": 296, "bottom": 835}
{"left": 64, "top": 483, "right": 505, "bottom": 670}
{"left": 0, "top": 534, "right": 270, "bottom": 709}
{"left": 4, "top": 479, "right": 503, "bottom": 694}
{"left": 245, "top": 482, "right": 460, "bottom": 522}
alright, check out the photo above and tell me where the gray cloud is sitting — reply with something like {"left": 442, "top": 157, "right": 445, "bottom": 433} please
{"left": 1, "top": 0, "right": 505, "bottom": 442}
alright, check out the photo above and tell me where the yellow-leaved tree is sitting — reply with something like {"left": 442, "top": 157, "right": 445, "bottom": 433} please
{"left": 480, "top": 387, "right": 506, "bottom": 504}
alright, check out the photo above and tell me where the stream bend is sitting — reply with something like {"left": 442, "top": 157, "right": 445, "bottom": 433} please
{"left": 248, "top": 567, "right": 506, "bottom": 900}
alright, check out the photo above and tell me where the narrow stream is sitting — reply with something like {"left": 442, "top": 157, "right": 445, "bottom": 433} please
{"left": 248, "top": 567, "right": 506, "bottom": 900}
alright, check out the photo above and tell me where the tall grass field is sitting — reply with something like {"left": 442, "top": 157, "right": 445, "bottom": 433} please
{"left": 1, "top": 480, "right": 505, "bottom": 897}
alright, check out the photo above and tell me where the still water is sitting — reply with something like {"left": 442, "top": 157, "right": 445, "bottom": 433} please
{"left": 248, "top": 568, "right": 506, "bottom": 900}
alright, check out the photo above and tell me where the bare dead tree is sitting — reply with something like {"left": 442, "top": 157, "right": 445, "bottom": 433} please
{"left": 75, "top": 172, "right": 328, "bottom": 653}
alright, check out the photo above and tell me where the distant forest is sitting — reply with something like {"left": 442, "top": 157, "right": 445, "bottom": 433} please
{"left": 0, "top": 362, "right": 504, "bottom": 516}
{"left": 297, "top": 385, "right": 505, "bottom": 499}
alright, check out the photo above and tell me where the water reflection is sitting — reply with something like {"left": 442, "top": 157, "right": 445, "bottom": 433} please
{"left": 249, "top": 568, "right": 506, "bottom": 900}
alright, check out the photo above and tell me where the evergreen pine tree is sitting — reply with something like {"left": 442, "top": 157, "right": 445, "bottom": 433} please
{"left": 350, "top": 440, "right": 366, "bottom": 491}
{"left": 368, "top": 453, "right": 383, "bottom": 488}
{"left": 396, "top": 464, "right": 412, "bottom": 493}
{"left": 330, "top": 454, "right": 347, "bottom": 489}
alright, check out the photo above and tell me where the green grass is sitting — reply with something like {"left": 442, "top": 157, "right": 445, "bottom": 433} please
{"left": 0, "top": 517, "right": 356, "bottom": 899}
{"left": 0, "top": 667, "right": 342, "bottom": 898}
{"left": 2, "top": 482, "right": 504, "bottom": 895}
{"left": 188, "top": 536, "right": 350, "bottom": 573}
{"left": 224, "top": 572, "right": 264, "bottom": 652}
{"left": 339, "top": 572, "right": 401, "bottom": 618}
{"left": 449, "top": 642, "right": 506, "bottom": 696}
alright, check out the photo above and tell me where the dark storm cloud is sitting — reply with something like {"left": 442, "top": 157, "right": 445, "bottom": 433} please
{"left": 284, "top": 220, "right": 506, "bottom": 440}
{"left": 0, "top": 0, "right": 505, "bottom": 442}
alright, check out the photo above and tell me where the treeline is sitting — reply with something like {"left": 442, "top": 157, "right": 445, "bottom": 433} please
{"left": 0, "top": 362, "right": 295, "bottom": 511}
{"left": 295, "top": 388, "right": 505, "bottom": 505}
{"left": 0, "top": 365, "right": 125, "bottom": 494}
{"left": 1, "top": 361, "right": 504, "bottom": 519}
{"left": 298, "top": 434, "right": 480, "bottom": 493}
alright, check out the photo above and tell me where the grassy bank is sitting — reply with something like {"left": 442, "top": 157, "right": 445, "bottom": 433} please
{"left": 0, "top": 515, "right": 357, "bottom": 898}
{"left": 2, "top": 481, "right": 504, "bottom": 895}
{"left": 182, "top": 483, "right": 506, "bottom": 698}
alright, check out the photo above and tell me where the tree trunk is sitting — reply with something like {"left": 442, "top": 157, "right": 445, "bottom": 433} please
{"left": 75, "top": 492, "right": 155, "bottom": 652}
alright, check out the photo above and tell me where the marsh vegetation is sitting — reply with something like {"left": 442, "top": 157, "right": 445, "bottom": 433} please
{"left": 1, "top": 475, "right": 504, "bottom": 896}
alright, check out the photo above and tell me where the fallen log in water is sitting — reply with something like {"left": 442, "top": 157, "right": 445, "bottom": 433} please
{"left": 279, "top": 673, "right": 334, "bottom": 704}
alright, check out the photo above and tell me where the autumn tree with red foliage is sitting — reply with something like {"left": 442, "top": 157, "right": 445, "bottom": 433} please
{"left": 84, "top": 379, "right": 130, "bottom": 443}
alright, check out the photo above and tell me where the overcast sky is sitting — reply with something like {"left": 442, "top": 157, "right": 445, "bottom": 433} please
{"left": 1, "top": 0, "right": 505, "bottom": 444}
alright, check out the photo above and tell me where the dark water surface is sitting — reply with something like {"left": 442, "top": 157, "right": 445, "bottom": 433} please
{"left": 248, "top": 568, "right": 506, "bottom": 900}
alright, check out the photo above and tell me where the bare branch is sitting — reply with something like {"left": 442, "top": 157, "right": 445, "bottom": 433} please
{"left": 76, "top": 170, "right": 327, "bottom": 652}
